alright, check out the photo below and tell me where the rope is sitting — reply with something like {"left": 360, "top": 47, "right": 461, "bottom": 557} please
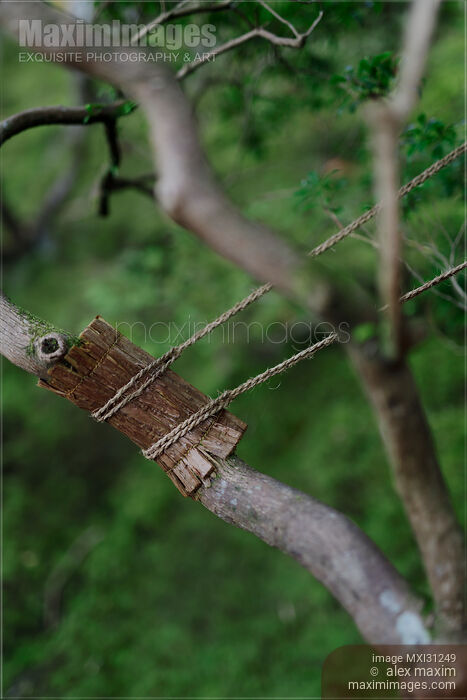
{"left": 308, "top": 141, "right": 467, "bottom": 258}
{"left": 92, "top": 282, "right": 272, "bottom": 422}
{"left": 142, "top": 333, "right": 338, "bottom": 461}
{"left": 92, "top": 142, "right": 465, "bottom": 425}
{"left": 91, "top": 141, "right": 466, "bottom": 464}
{"left": 398, "top": 260, "right": 466, "bottom": 305}
{"left": 142, "top": 258, "right": 465, "bottom": 461}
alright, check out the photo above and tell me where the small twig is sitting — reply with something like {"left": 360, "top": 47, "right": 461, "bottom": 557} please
{"left": 103, "top": 118, "right": 121, "bottom": 170}
{"left": 322, "top": 206, "right": 465, "bottom": 311}
{"left": 256, "top": 0, "right": 300, "bottom": 39}
{"left": 176, "top": 11, "right": 323, "bottom": 80}
{"left": 131, "top": 0, "right": 232, "bottom": 44}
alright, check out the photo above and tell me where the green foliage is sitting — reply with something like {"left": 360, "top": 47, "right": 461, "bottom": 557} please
{"left": 403, "top": 113, "right": 457, "bottom": 159}
{"left": 400, "top": 115, "right": 464, "bottom": 207}
{"left": 331, "top": 51, "right": 398, "bottom": 111}
{"left": 295, "top": 170, "right": 347, "bottom": 214}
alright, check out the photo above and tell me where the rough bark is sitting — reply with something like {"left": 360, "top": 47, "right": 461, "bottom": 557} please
{"left": 40, "top": 316, "right": 246, "bottom": 497}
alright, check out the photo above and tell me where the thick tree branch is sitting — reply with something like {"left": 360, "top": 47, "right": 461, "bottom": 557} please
{"left": 200, "top": 455, "right": 430, "bottom": 645}
{"left": 348, "top": 344, "right": 465, "bottom": 637}
{"left": 0, "top": 295, "right": 430, "bottom": 645}
{"left": 391, "top": 0, "right": 442, "bottom": 121}
{"left": 361, "top": 0, "right": 465, "bottom": 636}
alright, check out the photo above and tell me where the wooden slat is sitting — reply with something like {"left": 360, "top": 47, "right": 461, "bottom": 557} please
{"left": 39, "top": 316, "right": 247, "bottom": 496}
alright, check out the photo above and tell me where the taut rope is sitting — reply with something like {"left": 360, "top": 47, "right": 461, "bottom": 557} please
{"left": 91, "top": 143, "right": 466, "bottom": 462}
{"left": 143, "top": 333, "right": 338, "bottom": 460}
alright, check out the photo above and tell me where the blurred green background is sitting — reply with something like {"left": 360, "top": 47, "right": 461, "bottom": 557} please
{"left": 2, "top": 1, "right": 465, "bottom": 697}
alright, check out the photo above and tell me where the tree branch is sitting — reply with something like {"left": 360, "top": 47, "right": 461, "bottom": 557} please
{"left": 348, "top": 344, "right": 465, "bottom": 637}
{"left": 131, "top": 0, "right": 233, "bottom": 44}
{"left": 367, "top": 0, "right": 442, "bottom": 358}
{"left": 0, "top": 294, "right": 72, "bottom": 378}
{"left": 360, "top": 0, "right": 465, "bottom": 636}
{"left": 0, "top": 294, "right": 430, "bottom": 645}
{"left": 0, "top": 100, "right": 132, "bottom": 146}
{"left": 176, "top": 11, "right": 323, "bottom": 80}
{"left": 200, "top": 455, "right": 429, "bottom": 645}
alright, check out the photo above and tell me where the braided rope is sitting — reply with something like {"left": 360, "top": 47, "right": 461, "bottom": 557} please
{"left": 399, "top": 260, "right": 467, "bottom": 305}
{"left": 92, "top": 282, "right": 272, "bottom": 422}
{"left": 143, "top": 333, "right": 338, "bottom": 460}
{"left": 92, "top": 141, "right": 466, "bottom": 437}
{"left": 309, "top": 142, "right": 466, "bottom": 258}
{"left": 143, "top": 258, "right": 465, "bottom": 461}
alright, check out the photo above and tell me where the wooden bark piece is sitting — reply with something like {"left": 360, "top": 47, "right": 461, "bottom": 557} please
{"left": 38, "top": 316, "right": 247, "bottom": 496}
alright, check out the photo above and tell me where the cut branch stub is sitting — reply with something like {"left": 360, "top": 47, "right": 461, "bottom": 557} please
{"left": 38, "top": 317, "right": 247, "bottom": 496}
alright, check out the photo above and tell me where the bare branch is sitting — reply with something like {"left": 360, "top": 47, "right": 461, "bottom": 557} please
{"left": 367, "top": 0, "right": 442, "bottom": 358}
{"left": 176, "top": 11, "right": 323, "bottom": 81}
{"left": 391, "top": 0, "right": 442, "bottom": 121}
{"left": 369, "top": 103, "right": 404, "bottom": 353}
{"left": 200, "top": 455, "right": 430, "bottom": 645}
{"left": 102, "top": 173, "right": 155, "bottom": 199}
{"left": 131, "top": 0, "right": 233, "bottom": 44}
{"left": 349, "top": 345, "right": 465, "bottom": 636}
{"left": 322, "top": 207, "right": 467, "bottom": 311}
{"left": 360, "top": 3, "right": 465, "bottom": 632}
{"left": 308, "top": 142, "right": 467, "bottom": 258}
{"left": 0, "top": 3, "right": 336, "bottom": 320}
{"left": 256, "top": 0, "right": 301, "bottom": 39}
